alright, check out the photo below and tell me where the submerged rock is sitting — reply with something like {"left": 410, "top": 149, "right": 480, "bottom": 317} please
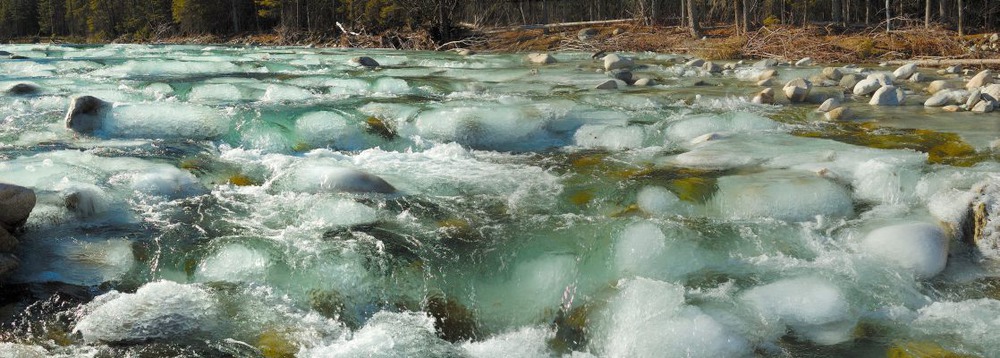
{"left": 607, "top": 69, "right": 633, "bottom": 83}
{"left": 684, "top": 58, "right": 705, "bottom": 67}
{"left": 632, "top": 77, "right": 655, "bottom": 86}
{"left": 350, "top": 56, "right": 380, "bottom": 68}
{"left": 64, "top": 95, "right": 110, "bottom": 134}
{"left": 73, "top": 281, "right": 218, "bottom": 343}
{"left": 869, "top": 85, "right": 905, "bottom": 106}
{"left": 783, "top": 78, "right": 812, "bottom": 102}
{"left": 595, "top": 80, "right": 622, "bottom": 90}
{"left": 741, "top": 276, "right": 855, "bottom": 345}
{"left": 862, "top": 222, "right": 949, "bottom": 279}
{"left": 840, "top": 74, "right": 863, "bottom": 91}
{"left": 824, "top": 106, "right": 851, "bottom": 120}
{"left": 817, "top": 98, "right": 841, "bottom": 112}
{"left": 752, "top": 88, "right": 775, "bottom": 105}
{"left": 528, "top": 52, "right": 557, "bottom": 65}
{"left": 758, "top": 69, "right": 777, "bottom": 81}
{"left": 5, "top": 83, "right": 40, "bottom": 95}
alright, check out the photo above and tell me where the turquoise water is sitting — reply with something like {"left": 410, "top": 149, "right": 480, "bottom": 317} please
{"left": 1, "top": 44, "right": 1000, "bottom": 357}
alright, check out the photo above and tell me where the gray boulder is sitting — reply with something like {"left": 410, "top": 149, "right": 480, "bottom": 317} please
{"left": 822, "top": 67, "right": 843, "bottom": 81}
{"left": 753, "top": 59, "right": 778, "bottom": 68}
{"left": 578, "top": 28, "right": 599, "bottom": 41}
{"left": 817, "top": 98, "right": 841, "bottom": 112}
{"left": 853, "top": 78, "right": 882, "bottom": 96}
{"left": 840, "top": 74, "right": 864, "bottom": 91}
{"left": 943, "top": 65, "right": 962, "bottom": 74}
{"left": 752, "top": 88, "right": 775, "bottom": 105}
{"left": 967, "top": 88, "right": 983, "bottom": 108}
{"left": 869, "top": 85, "right": 905, "bottom": 106}
{"left": 757, "top": 69, "right": 777, "bottom": 81}
{"left": 608, "top": 69, "right": 633, "bottom": 84}
{"left": 967, "top": 70, "right": 993, "bottom": 89}
{"left": 702, "top": 61, "right": 721, "bottom": 73}
{"left": 685, "top": 58, "right": 706, "bottom": 67}
{"left": 783, "top": 78, "right": 812, "bottom": 102}
{"left": 527, "top": 53, "right": 557, "bottom": 65}
{"left": 927, "top": 80, "right": 954, "bottom": 94}
{"left": 824, "top": 106, "right": 850, "bottom": 120}
{"left": 604, "top": 53, "right": 634, "bottom": 70}
{"left": 65, "top": 96, "right": 109, "bottom": 134}
{"left": 973, "top": 100, "right": 996, "bottom": 113}
{"left": 924, "top": 89, "right": 965, "bottom": 107}
{"left": 633, "top": 78, "right": 655, "bottom": 86}
{"left": 909, "top": 72, "right": 926, "bottom": 83}
{"left": 0, "top": 183, "right": 35, "bottom": 232}
{"left": 868, "top": 72, "right": 894, "bottom": 86}
{"left": 794, "top": 57, "right": 814, "bottom": 66}
{"left": 981, "top": 83, "right": 1000, "bottom": 102}
{"left": 6, "top": 83, "right": 40, "bottom": 95}
{"left": 893, "top": 63, "right": 918, "bottom": 80}
{"left": 596, "top": 80, "right": 625, "bottom": 90}
{"left": 350, "top": 56, "right": 380, "bottom": 68}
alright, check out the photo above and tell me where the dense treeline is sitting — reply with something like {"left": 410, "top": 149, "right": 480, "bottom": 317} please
{"left": 0, "top": 0, "right": 998, "bottom": 42}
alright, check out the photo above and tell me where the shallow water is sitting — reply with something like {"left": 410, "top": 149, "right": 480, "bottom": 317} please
{"left": 2, "top": 44, "right": 1000, "bottom": 357}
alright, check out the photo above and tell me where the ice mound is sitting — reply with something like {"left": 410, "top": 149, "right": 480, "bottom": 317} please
{"left": 593, "top": 277, "right": 751, "bottom": 358}
{"left": 636, "top": 186, "right": 683, "bottom": 215}
{"left": 295, "top": 111, "right": 368, "bottom": 150}
{"left": 711, "top": 171, "right": 854, "bottom": 221}
{"left": 300, "top": 311, "right": 462, "bottom": 357}
{"left": 477, "top": 254, "right": 578, "bottom": 327}
{"left": 665, "top": 112, "right": 783, "bottom": 145}
{"left": 413, "top": 106, "right": 558, "bottom": 151}
{"left": 102, "top": 103, "right": 228, "bottom": 139}
{"left": 142, "top": 82, "right": 174, "bottom": 100}
{"left": 54, "top": 180, "right": 111, "bottom": 218}
{"left": 73, "top": 281, "right": 218, "bottom": 343}
{"left": 613, "top": 221, "right": 707, "bottom": 280}
{"left": 277, "top": 162, "right": 396, "bottom": 194}
{"left": 463, "top": 326, "right": 554, "bottom": 358}
{"left": 91, "top": 60, "right": 244, "bottom": 77}
{"left": 573, "top": 125, "right": 645, "bottom": 150}
{"left": 196, "top": 244, "right": 271, "bottom": 283}
{"left": 302, "top": 197, "right": 379, "bottom": 228}
{"left": 261, "top": 84, "right": 315, "bottom": 102}
{"left": 371, "top": 77, "right": 410, "bottom": 95}
{"left": 740, "top": 276, "right": 855, "bottom": 345}
{"left": 130, "top": 166, "right": 204, "bottom": 198}
{"left": 861, "top": 222, "right": 948, "bottom": 279}
{"left": 188, "top": 83, "right": 245, "bottom": 103}
{"left": 852, "top": 157, "right": 921, "bottom": 204}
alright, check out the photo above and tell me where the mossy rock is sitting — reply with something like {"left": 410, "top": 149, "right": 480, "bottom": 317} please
{"left": 886, "top": 341, "right": 974, "bottom": 358}
{"left": 549, "top": 304, "right": 592, "bottom": 353}
{"left": 227, "top": 174, "right": 258, "bottom": 186}
{"left": 364, "top": 116, "right": 397, "bottom": 140}
{"left": 426, "top": 294, "right": 479, "bottom": 342}
{"left": 257, "top": 329, "right": 298, "bottom": 358}
{"left": 668, "top": 177, "right": 718, "bottom": 203}
{"left": 567, "top": 190, "right": 594, "bottom": 206}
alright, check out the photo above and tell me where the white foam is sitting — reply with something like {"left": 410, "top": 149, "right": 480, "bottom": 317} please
{"left": 573, "top": 125, "right": 645, "bottom": 150}
{"left": 371, "top": 77, "right": 410, "bottom": 95}
{"left": 861, "top": 222, "right": 948, "bottom": 279}
{"left": 912, "top": 299, "right": 1000, "bottom": 354}
{"left": 636, "top": 186, "right": 683, "bottom": 215}
{"left": 73, "top": 281, "right": 217, "bottom": 343}
{"left": 300, "top": 311, "right": 461, "bottom": 357}
{"left": 711, "top": 171, "right": 854, "bottom": 221}
{"left": 476, "top": 254, "right": 578, "bottom": 327}
{"left": 613, "top": 221, "right": 708, "bottom": 281}
{"left": 130, "top": 166, "right": 204, "bottom": 198}
{"left": 463, "top": 326, "right": 554, "bottom": 358}
{"left": 852, "top": 157, "right": 921, "bottom": 204}
{"left": 0, "top": 343, "right": 47, "bottom": 358}
{"left": 188, "top": 83, "right": 244, "bottom": 103}
{"left": 666, "top": 112, "right": 782, "bottom": 146}
{"left": 261, "top": 84, "right": 315, "bottom": 102}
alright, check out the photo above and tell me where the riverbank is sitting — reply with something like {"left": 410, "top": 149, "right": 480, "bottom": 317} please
{"left": 12, "top": 23, "right": 1000, "bottom": 66}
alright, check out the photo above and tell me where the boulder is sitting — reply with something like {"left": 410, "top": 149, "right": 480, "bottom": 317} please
{"left": 893, "top": 63, "right": 918, "bottom": 80}
{"left": 702, "top": 61, "right": 721, "bottom": 73}
{"left": 0, "top": 229, "right": 17, "bottom": 253}
{"left": 751, "top": 88, "right": 775, "bottom": 105}
{"left": 757, "top": 78, "right": 774, "bottom": 86}
{"left": 578, "top": 28, "right": 599, "bottom": 41}
{"left": 794, "top": 57, "right": 814, "bottom": 66}
{"left": 685, "top": 58, "right": 705, "bottom": 67}
{"left": 612, "top": 28, "right": 625, "bottom": 36}
{"left": 824, "top": 106, "right": 850, "bottom": 120}
{"left": 972, "top": 100, "right": 996, "bottom": 113}
{"left": 967, "top": 70, "right": 993, "bottom": 89}
{"left": 608, "top": 69, "right": 633, "bottom": 84}
{"left": 64, "top": 96, "right": 109, "bottom": 134}
{"left": 0, "top": 253, "right": 17, "bottom": 280}
{"left": 942, "top": 105, "right": 962, "bottom": 112}
{"left": 981, "top": 83, "right": 1000, "bottom": 102}
{"left": 924, "top": 90, "right": 962, "bottom": 107}
{"left": 909, "top": 72, "right": 926, "bottom": 83}
{"left": 633, "top": 78, "right": 655, "bottom": 86}
{"left": 869, "top": 85, "right": 905, "bottom": 106}
{"left": 840, "top": 74, "right": 864, "bottom": 91}
{"left": 5, "top": 83, "right": 40, "bottom": 95}
{"left": 853, "top": 78, "right": 882, "bottom": 96}
{"left": 943, "top": 65, "right": 962, "bottom": 74}
{"left": 0, "top": 183, "right": 36, "bottom": 232}
{"left": 861, "top": 222, "right": 948, "bottom": 279}
{"left": 596, "top": 80, "right": 623, "bottom": 90}
{"left": 350, "top": 56, "right": 380, "bottom": 68}
{"left": 723, "top": 63, "right": 738, "bottom": 70}
{"left": 967, "top": 88, "right": 983, "bottom": 108}
{"left": 783, "top": 78, "right": 812, "bottom": 102}
{"left": 527, "top": 53, "right": 557, "bottom": 65}
{"left": 753, "top": 59, "right": 778, "bottom": 68}
{"left": 822, "top": 67, "right": 843, "bottom": 81}
{"left": 867, "top": 72, "right": 894, "bottom": 86}
{"left": 757, "top": 69, "right": 778, "bottom": 81}
{"left": 604, "top": 53, "right": 634, "bottom": 70}
{"left": 454, "top": 48, "right": 475, "bottom": 56}
{"left": 817, "top": 98, "right": 841, "bottom": 112}
{"left": 926, "top": 80, "right": 954, "bottom": 94}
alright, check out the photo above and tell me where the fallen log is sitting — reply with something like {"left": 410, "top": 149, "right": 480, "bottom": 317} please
{"left": 884, "top": 59, "right": 1000, "bottom": 67}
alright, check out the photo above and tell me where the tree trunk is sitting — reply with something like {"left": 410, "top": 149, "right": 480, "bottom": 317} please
{"left": 958, "top": 0, "right": 963, "bottom": 36}
{"left": 939, "top": 0, "right": 946, "bottom": 22}
{"left": 734, "top": 0, "right": 740, "bottom": 35}
{"left": 687, "top": 0, "right": 701, "bottom": 38}
{"left": 866, "top": 0, "right": 870, "bottom": 24}
{"left": 680, "top": 0, "right": 687, "bottom": 27}
{"left": 924, "top": 0, "right": 930, "bottom": 27}
{"left": 833, "top": 0, "right": 842, "bottom": 23}
{"left": 742, "top": 0, "right": 748, "bottom": 33}
{"left": 885, "top": 0, "right": 890, "bottom": 32}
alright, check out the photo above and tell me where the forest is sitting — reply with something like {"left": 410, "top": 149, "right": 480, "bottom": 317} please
{"left": 0, "top": 0, "right": 998, "bottom": 43}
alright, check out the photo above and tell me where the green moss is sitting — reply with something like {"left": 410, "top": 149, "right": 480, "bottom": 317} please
{"left": 792, "top": 122, "right": 995, "bottom": 167}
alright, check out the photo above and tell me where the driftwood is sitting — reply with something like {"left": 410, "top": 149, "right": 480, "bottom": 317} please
{"left": 471, "top": 19, "right": 638, "bottom": 34}
{"left": 884, "top": 59, "right": 1000, "bottom": 67}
